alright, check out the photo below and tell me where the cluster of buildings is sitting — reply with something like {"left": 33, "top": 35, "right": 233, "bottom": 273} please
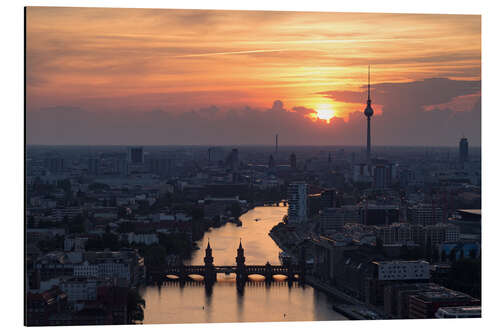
{"left": 26, "top": 248, "right": 144, "bottom": 326}
{"left": 273, "top": 78, "right": 481, "bottom": 319}
{"left": 25, "top": 145, "right": 275, "bottom": 325}
{"left": 26, "top": 97, "right": 481, "bottom": 323}
{"left": 307, "top": 236, "right": 480, "bottom": 319}
{"left": 280, "top": 171, "right": 480, "bottom": 319}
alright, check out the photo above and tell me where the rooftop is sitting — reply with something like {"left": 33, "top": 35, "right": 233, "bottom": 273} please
{"left": 415, "top": 288, "right": 476, "bottom": 302}
{"left": 438, "top": 306, "right": 481, "bottom": 315}
{"left": 373, "top": 260, "right": 428, "bottom": 265}
{"left": 436, "top": 306, "right": 481, "bottom": 318}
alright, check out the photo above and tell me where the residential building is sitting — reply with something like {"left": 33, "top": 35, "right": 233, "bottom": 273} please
{"left": 127, "top": 146, "right": 144, "bottom": 164}
{"left": 409, "top": 289, "right": 480, "bottom": 319}
{"left": 360, "top": 204, "right": 399, "bottom": 226}
{"left": 287, "top": 182, "right": 308, "bottom": 224}
{"left": 408, "top": 204, "right": 444, "bottom": 225}
{"left": 373, "top": 260, "right": 430, "bottom": 281}
{"left": 60, "top": 278, "right": 98, "bottom": 303}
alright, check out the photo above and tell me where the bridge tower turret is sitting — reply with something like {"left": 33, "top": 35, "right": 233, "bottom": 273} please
{"left": 236, "top": 239, "right": 247, "bottom": 285}
{"left": 264, "top": 261, "right": 273, "bottom": 283}
{"left": 204, "top": 240, "right": 216, "bottom": 285}
{"left": 204, "top": 240, "right": 214, "bottom": 265}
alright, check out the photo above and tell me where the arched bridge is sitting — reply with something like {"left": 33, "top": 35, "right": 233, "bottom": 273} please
{"left": 156, "top": 240, "right": 306, "bottom": 288}
{"left": 163, "top": 263, "right": 302, "bottom": 281}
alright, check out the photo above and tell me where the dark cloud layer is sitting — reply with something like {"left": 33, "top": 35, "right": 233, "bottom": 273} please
{"left": 27, "top": 78, "right": 480, "bottom": 147}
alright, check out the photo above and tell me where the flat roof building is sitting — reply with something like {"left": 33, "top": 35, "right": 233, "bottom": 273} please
{"left": 409, "top": 288, "right": 480, "bottom": 319}
{"left": 435, "top": 306, "right": 481, "bottom": 318}
{"left": 373, "top": 260, "right": 430, "bottom": 281}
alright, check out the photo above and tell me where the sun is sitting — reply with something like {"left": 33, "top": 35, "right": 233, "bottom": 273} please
{"left": 315, "top": 104, "right": 335, "bottom": 122}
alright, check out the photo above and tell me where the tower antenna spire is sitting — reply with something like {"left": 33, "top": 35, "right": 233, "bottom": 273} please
{"left": 368, "top": 64, "right": 371, "bottom": 101}
{"left": 363, "top": 65, "right": 374, "bottom": 164}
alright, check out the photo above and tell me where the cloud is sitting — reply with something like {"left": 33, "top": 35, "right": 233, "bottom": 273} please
{"left": 27, "top": 77, "right": 481, "bottom": 147}
{"left": 291, "top": 106, "right": 316, "bottom": 116}
{"left": 318, "top": 78, "right": 481, "bottom": 146}
{"left": 319, "top": 78, "right": 480, "bottom": 107}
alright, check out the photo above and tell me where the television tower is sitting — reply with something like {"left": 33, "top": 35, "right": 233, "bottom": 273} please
{"left": 275, "top": 134, "right": 279, "bottom": 155}
{"left": 364, "top": 65, "right": 374, "bottom": 163}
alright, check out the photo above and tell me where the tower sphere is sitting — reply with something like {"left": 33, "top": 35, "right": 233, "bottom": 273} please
{"left": 364, "top": 103, "right": 374, "bottom": 117}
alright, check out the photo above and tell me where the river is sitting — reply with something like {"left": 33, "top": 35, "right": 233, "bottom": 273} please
{"left": 139, "top": 205, "right": 346, "bottom": 324}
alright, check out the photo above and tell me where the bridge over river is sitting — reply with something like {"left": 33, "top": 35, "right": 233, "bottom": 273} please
{"left": 154, "top": 240, "right": 306, "bottom": 289}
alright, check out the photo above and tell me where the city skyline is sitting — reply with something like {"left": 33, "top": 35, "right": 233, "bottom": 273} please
{"left": 26, "top": 8, "right": 481, "bottom": 146}
{"left": 24, "top": 7, "right": 482, "bottom": 326}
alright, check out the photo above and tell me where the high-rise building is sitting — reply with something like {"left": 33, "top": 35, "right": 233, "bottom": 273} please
{"left": 87, "top": 158, "right": 100, "bottom": 175}
{"left": 290, "top": 153, "right": 297, "bottom": 169}
{"left": 148, "top": 157, "right": 173, "bottom": 178}
{"left": 399, "top": 168, "right": 416, "bottom": 188}
{"left": 127, "top": 146, "right": 144, "bottom": 164}
{"left": 459, "top": 137, "right": 469, "bottom": 163}
{"left": 373, "top": 164, "right": 393, "bottom": 189}
{"left": 320, "top": 189, "right": 337, "bottom": 210}
{"left": 364, "top": 65, "right": 374, "bottom": 163}
{"left": 208, "top": 147, "right": 225, "bottom": 163}
{"left": 43, "top": 157, "right": 65, "bottom": 174}
{"left": 275, "top": 134, "right": 278, "bottom": 155}
{"left": 268, "top": 154, "right": 275, "bottom": 170}
{"left": 226, "top": 148, "right": 239, "bottom": 171}
{"left": 113, "top": 158, "right": 128, "bottom": 176}
{"left": 353, "top": 163, "right": 372, "bottom": 183}
{"left": 287, "top": 182, "right": 308, "bottom": 224}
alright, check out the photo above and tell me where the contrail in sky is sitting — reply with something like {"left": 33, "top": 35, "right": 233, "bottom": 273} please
{"left": 174, "top": 49, "right": 289, "bottom": 58}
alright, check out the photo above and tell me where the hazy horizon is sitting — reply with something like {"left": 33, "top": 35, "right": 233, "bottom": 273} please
{"left": 26, "top": 143, "right": 481, "bottom": 148}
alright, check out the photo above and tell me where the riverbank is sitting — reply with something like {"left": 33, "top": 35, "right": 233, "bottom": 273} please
{"left": 140, "top": 205, "right": 348, "bottom": 324}
{"left": 268, "top": 222, "right": 386, "bottom": 320}
{"left": 304, "top": 275, "right": 385, "bottom": 320}
{"left": 268, "top": 222, "right": 304, "bottom": 258}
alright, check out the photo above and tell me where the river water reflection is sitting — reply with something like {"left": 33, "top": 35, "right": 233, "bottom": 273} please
{"left": 140, "top": 206, "right": 346, "bottom": 324}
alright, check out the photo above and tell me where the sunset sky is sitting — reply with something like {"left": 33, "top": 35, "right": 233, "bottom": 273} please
{"left": 26, "top": 7, "right": 481, "bottom": 146}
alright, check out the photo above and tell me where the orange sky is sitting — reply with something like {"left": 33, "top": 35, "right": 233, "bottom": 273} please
{"left": 26, "top": 7, "right": 481, "bottom": 122}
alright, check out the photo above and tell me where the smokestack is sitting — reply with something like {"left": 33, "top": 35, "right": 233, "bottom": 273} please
{"left": 275, "top": 134, "right": 278, "bottom": 155}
